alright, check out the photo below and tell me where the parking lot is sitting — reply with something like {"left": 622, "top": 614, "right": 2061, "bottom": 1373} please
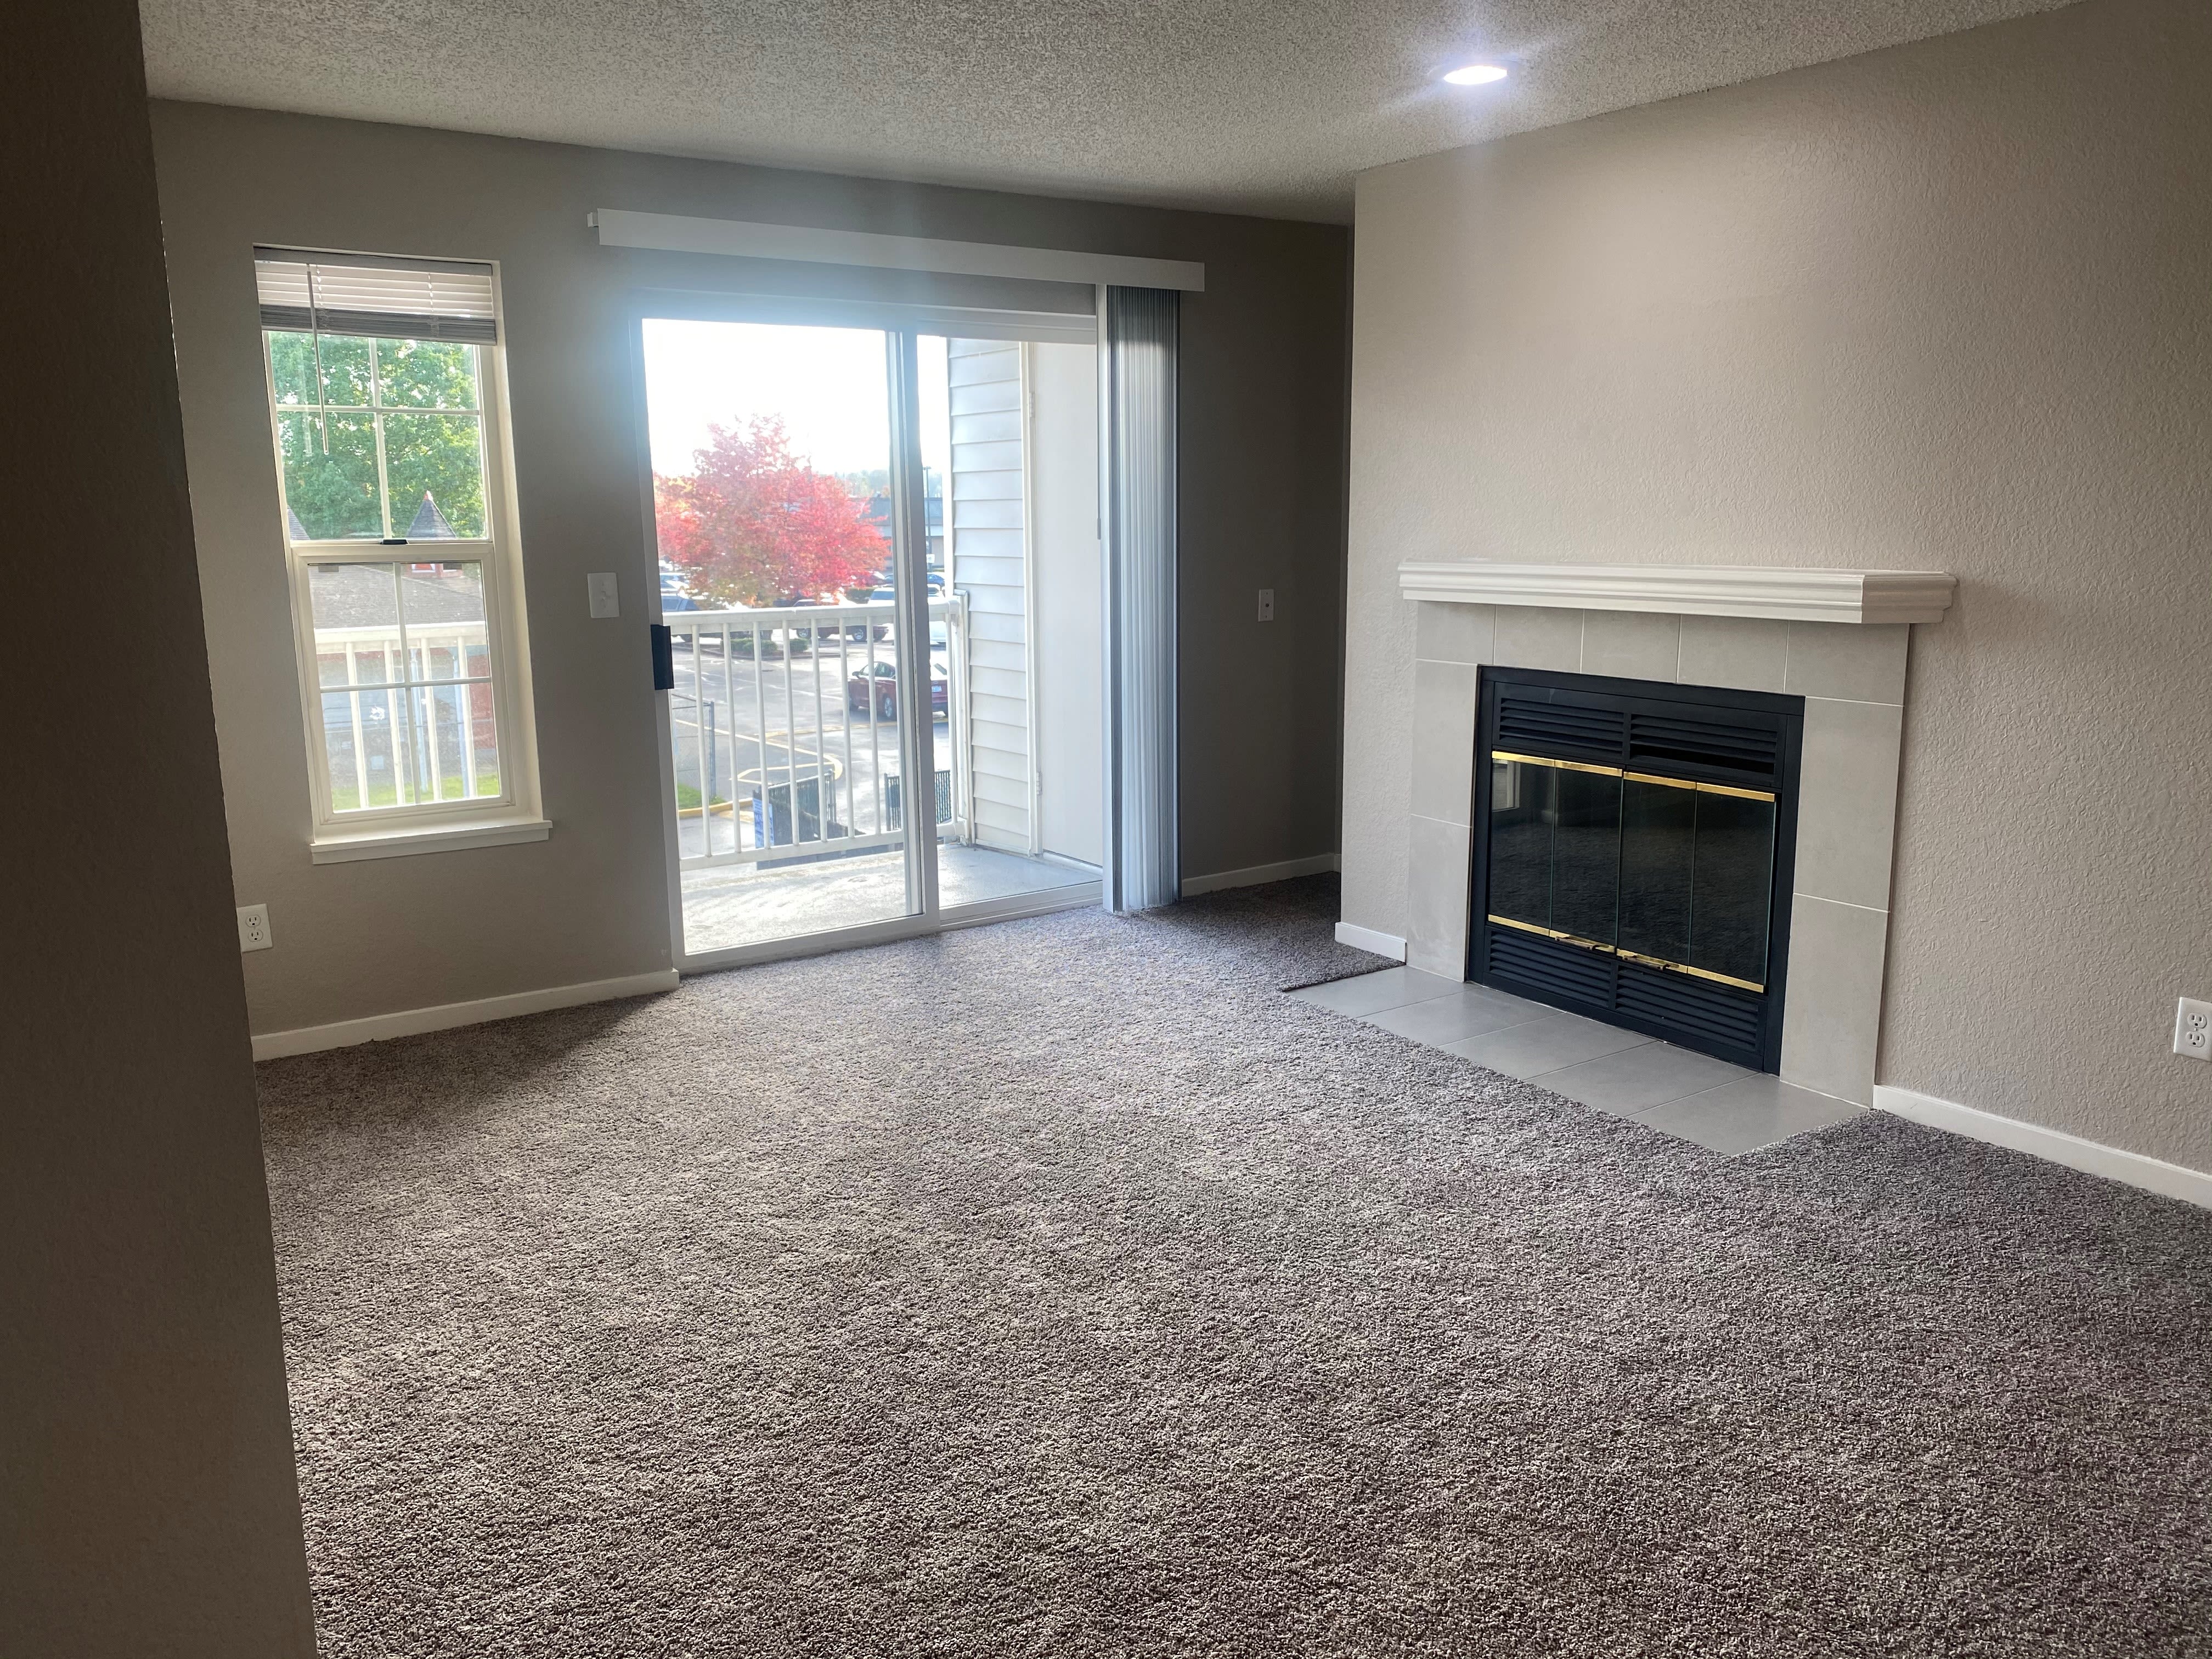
{"left": 667, "top": 624, "right": 950, "bottom": 859}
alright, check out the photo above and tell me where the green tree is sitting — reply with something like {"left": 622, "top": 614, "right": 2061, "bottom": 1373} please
{"left": 269, "top": 331, "right": 487, "bottom": 540}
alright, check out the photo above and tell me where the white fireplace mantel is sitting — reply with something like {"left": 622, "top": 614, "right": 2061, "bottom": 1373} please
{"left": 1397, "top": 561, "right": 1956, "bottom": 625}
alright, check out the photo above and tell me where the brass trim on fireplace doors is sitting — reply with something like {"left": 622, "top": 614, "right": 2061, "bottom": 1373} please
{"left": 1621, "top": 770, "right": 1776, "bottom": 803}
{"left": 1487, "top": 913, "right": 1768, "bottom": 995}
{"left": 1487, "top": 912, "right": 1616, "bottom": 954}
{"left": 1613, "top": 947, "right": 1767, "bottom": 994}
{"left": 1491, "top": 750, "right": 1777, "bottom": 803}
{"left": 1489, "top": 749, "right": 1622, "bottom": 778}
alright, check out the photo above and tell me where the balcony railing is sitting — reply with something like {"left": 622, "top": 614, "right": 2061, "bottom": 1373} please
{"left": 313, "top": 619, "right": 499, "bottom": 811}
{"left": 668, "top": 595, "right": 969, "bottom": 871}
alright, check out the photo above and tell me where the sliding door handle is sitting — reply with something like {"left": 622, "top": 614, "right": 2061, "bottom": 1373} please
{"left": 650, "top": 623, "right": 674, "bottom": 691}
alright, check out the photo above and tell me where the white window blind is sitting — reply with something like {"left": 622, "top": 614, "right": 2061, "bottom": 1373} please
{"left": 255, "top": 249, "right": 499, "bottom": 343}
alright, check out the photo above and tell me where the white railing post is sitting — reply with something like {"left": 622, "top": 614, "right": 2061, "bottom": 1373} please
{"left": 837, "top": 612, "right": 855, "bottom": 839}
{"left": 456, "top": 629, "right": 479, "bottom": 799}
{"left": 949, "top": 590, "right": 972, "bottom": 843}
{"left": 343, "top": 639, "right": 370, "bottom": 810}
{"left": 866, "top": 610, "right": 884, "bottom": 833}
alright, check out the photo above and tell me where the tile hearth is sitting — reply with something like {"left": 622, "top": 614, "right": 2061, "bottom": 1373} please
{"left": 1292, "top": 966, "right": 1862, "bottom": 1155}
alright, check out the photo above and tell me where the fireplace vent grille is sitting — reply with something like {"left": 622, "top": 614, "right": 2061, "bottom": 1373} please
{"left": 1496, "top": 691, "right": 1780, "bottom": 786}
{"left": 1486, "top": 926, "right": 1614, "bottom": 1005}
{"left": 1495, "top": 696, "right": 1625, "bottom": 759}
{"left": 1615, "top": 962, "right": 1764, "bottom": 1053}
{"left": 1627, "top": 713, "right": 1780, "bottom": 781}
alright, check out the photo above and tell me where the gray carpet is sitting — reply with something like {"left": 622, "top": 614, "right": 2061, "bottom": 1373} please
{"left": 257, "top": 877, "right": 2212, "bottom": 1657}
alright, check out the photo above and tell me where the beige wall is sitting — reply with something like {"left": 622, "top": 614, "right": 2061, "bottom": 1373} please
{"left": 150, "top": 103, "right": 1349, "bottom": 1038}
{"left": 1342, "top": 0, "right": 2212, "bottom": 1170}
{"left": 2, "top": 4, "right": 315, "bottom": 1652}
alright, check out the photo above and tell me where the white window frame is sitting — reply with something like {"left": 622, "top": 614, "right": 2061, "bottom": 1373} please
{"left": 259, "top": 258, "right": 545, "bottom": 862}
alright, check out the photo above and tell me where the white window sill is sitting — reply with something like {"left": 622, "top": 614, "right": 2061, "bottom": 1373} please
{"left": 309, "top": 816, "right": 552, "bottom": 865}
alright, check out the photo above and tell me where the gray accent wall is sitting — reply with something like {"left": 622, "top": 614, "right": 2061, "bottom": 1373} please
{"left": 1340, "top": 0, "right": 2212, "bottom": 1170}
{"left": 3, "top": 6, "right": 315, "bottom": 1652}
{"left": 150, "top": 102, "right": 1349, "bottom": 1036}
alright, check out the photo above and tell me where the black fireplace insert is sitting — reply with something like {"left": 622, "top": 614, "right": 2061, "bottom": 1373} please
{"left": 1468, "top": 667, "right": 1804, "bottom": 1071}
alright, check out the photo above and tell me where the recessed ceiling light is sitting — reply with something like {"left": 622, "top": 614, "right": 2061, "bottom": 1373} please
{"left": 1442, "top": 64, "right": 1509, "bottom": 86}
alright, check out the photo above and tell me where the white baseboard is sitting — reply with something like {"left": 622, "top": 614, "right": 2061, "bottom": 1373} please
{"left": 1333, "top": 921, "right": 1407, "bottom": 962}
{"left": 252, "top": 969, "right": 681, "bottom": 1061}
{"left": 1875, "top": 1085, "right": 2212, "bottom": 1211}
{"left": 1180, "top": 853, "right": 1339, "bottom": 898}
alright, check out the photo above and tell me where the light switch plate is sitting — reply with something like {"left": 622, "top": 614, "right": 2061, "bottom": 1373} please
{"left": 588, "top": 572, "right": 619, "bottom": 619}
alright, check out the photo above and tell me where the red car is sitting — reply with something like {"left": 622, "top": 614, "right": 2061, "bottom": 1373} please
{"left": 846, "top": 660, "right": 949, "bottom": 721}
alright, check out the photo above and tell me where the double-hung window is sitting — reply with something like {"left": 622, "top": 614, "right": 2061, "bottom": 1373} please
{"left": 257, "top": 249, "right": 541, "bottom": 855}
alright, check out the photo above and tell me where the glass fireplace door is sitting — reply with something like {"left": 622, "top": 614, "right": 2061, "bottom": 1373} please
{"left": 1617, "top": 776, "right": 1775, "bottom": 991}
{"left": 1489, "top": 760, "right": 1776, "bottom": 993}
{"left": 1472, "top": 670, "right": 1801, "bottom": 1071}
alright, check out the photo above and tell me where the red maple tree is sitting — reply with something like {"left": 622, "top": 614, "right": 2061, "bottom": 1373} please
{"left": 654, "top": 416, "right": 885, "bottom": 607}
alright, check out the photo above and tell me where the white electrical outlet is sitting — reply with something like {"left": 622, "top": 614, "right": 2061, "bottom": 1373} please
{"left": 237, "top": 903, "right": 272, "bottom": 953}
{"left": 1257, "top": 588, "right": 1275, "bottom": 622}
{"left": 2174, "top": 997, "right": 2211, "bottom": 1062}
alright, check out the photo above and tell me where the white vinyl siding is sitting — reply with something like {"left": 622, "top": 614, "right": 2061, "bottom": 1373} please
{"left": 946, "top": 340, "right": 1035, "bottom": 851}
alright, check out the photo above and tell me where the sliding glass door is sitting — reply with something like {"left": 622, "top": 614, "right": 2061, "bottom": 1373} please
{"left": 641, "top": 314, "right": 1103, "bottom": 966}
{"left": 918, "top": 332, "right": 1102, "bottom": 914}
{"left": 644, "top": 319, "right": 932, "bottom": 956}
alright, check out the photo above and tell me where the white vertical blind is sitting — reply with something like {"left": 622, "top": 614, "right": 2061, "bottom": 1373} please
{"left": 1101, "top": 287, "right": 1179, "bottom": 912}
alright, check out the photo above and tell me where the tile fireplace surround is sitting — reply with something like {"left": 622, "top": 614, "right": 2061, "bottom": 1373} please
{"left": 1387, "top": 563, "right": 1955, "bottom": 1108}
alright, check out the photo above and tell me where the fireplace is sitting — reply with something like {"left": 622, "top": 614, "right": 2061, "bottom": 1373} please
{"left": 1383, "top": 563, "right": 1953, "bottom": 1106}
{"left": 1470, "top": 667, "right": 1804, "bottom": 1071}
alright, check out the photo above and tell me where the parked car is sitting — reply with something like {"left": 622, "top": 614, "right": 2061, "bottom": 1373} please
{"left": 826, "top": 587, "right": 890, "bottom": 641}
{"left": 846, "top": 659, "right": 949, "bottom": 721}
{"left": 863, "top": 574, "right": 946, "bottom": 600}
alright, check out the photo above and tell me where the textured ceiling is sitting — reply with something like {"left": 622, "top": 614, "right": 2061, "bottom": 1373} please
{"left": 139, "top": 0, "right": 2076, "bottom": 222}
